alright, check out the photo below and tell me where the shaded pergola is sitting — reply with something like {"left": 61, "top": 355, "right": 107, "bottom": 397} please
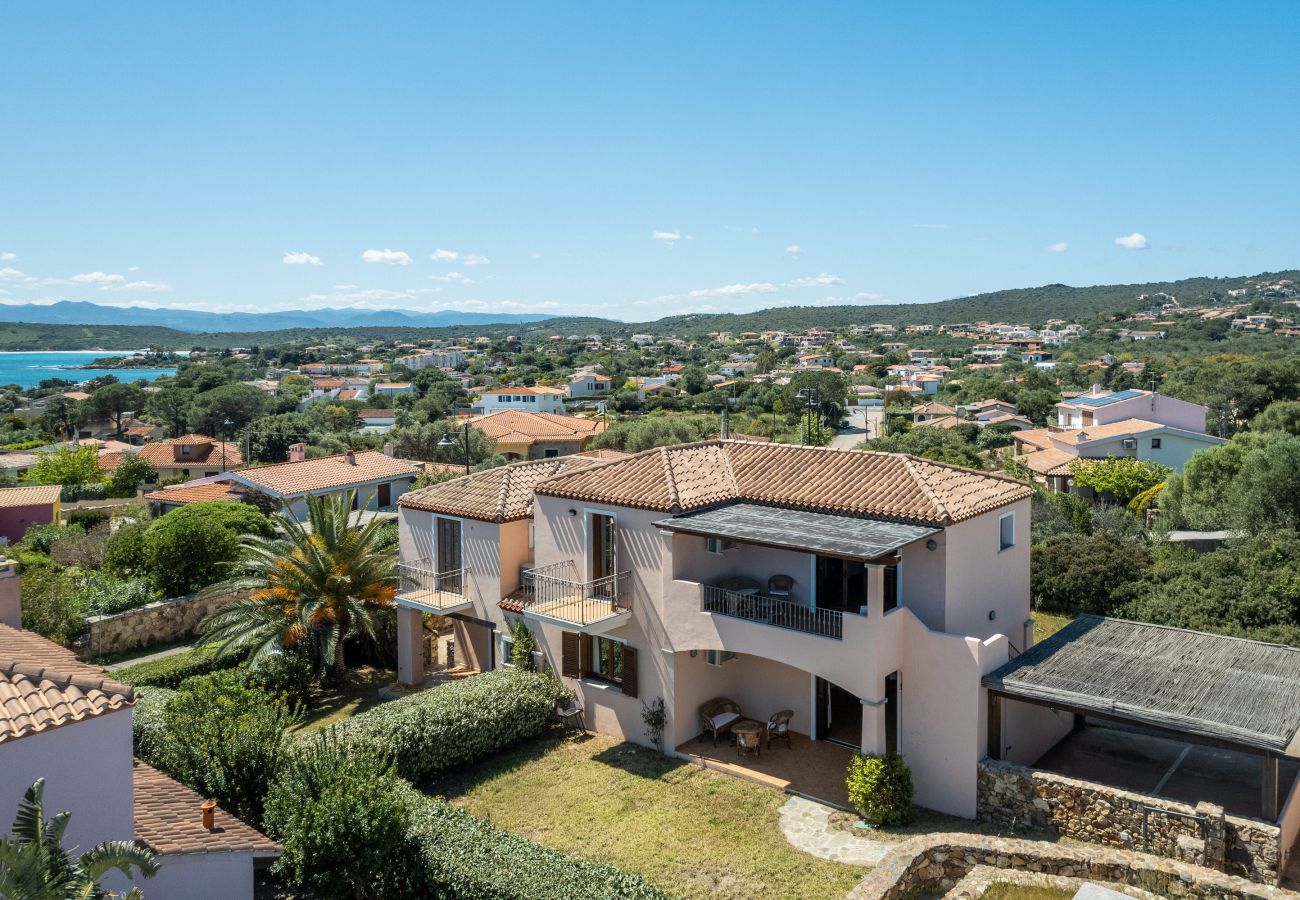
{"left": 984, "top": 615, "right": 1300, "bottom": 820}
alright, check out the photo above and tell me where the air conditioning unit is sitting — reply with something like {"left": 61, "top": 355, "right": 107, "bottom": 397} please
{"left": 705, "top": 650, "right": 738, "bottom": 668}
{"left": 1121, "top": 438, "right": 1137, "bottom": 450}
{"left": 705, "top": 537, "right": 738, "bottom": 555}
{"left": 532, "top": 650, "right": 548, "bottom": 673}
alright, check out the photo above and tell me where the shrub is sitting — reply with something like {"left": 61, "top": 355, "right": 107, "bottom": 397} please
{"left": 244, "top": 649, "right": 316, "bottom": 712}
{"left": 60, "top": 483, "right": 106, "bottom": 502}
{"left": 106, "top": 453, "right": 156, "bottom": 498}
{"left": 333, "top": 669, "right": 568, "bottom": 783}
{"left": 19, "top": 522, "right": 83, "bottom": 555}
{"left": 1031, "top": 532, "right": 1151, "bottom": 615}
{"left": 19, "top": 569, "right": 88, "bottom": 646}
{"left": 49, "top": 524, "right": 110, "bottom": 570}
{"left": 132, "top": 687, "right": 177, "bottom": 762}
{"left": 264, "top": 732, "right": 411, "bottom": 900}
{"left": 509, "top": 620, "right": 536, "bottom": 671}
{"left": 103, "top": 520, "right": 150, "bottom": 578}
{"left": 67, "top": 508, "right": 110, "bottom": 530}
{"left": 113, "top": 644, "right": 248, "bottom": 688}
{"left": 401, "top": 792, "right": 671, "bottom": 900}
{"left": 155, "top": 671, "right": 292, "bottom": 827}
{"left": 846, "top": 752, "right": 913, "bottom": 827}
{"left": 77, "top": 573, "right": 160, "bottom": 617}
{"left": 143, "top": 501, "right": 273, "bottom": 597}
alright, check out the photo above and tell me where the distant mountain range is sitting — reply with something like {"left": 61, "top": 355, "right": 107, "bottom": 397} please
{"left": 0, "top": 301, "right": 553, "bottom": 332}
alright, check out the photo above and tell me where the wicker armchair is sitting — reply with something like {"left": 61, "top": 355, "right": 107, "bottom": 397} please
{"left": 767, "top": 574, "right": 795, "bottom": 598}
{"left": 698, "top": 697, "right": 742, "bottom": 746}
{"left": 767, "top": 709, "right": 794, "bottom": 749}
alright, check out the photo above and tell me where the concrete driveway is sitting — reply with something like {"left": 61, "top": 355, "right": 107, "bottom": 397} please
{"left": 830, "top": 406, "right": 879, "bottom": 450}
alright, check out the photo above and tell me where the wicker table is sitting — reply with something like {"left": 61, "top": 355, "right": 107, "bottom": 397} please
{"left": 732, "top": 719, "right": 763, "bottom": 758}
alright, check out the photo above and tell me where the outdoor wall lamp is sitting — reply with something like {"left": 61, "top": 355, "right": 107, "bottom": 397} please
{"left": 926, "top": 539, "right": 938, "bottom": 551}
{"left": 988, "top": 610, "right": 997, "bottom": 621}
{"left": 567, "top": 508, "right": 577, "bottom": 516}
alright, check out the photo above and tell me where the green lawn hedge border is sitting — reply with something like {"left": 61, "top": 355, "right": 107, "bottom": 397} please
{"left": 112, "top": 644, "right": 248, "bottom": 688}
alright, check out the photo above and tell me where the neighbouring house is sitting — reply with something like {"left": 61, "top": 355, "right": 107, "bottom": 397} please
{"left": 137, "top": 434, "right": 243, "bottom": 481}
{"left": 473, "top": 386, "right": 567, "bottom": 415}
{"left": 0, "top": 618, "right": 280, "bottom": 898}
{"left": 1013, "top": 418, "right": 1226, "bottom": 486}
{"left": 394, "top": 440, "right": 1035, "bottom": 818}
{"left": 356, "top": 408, "right": 398, "bottom": 433}
{"left": 372, "top": 381, "right": 414, "bottom": 398}
{"left": 0, "top": 484, "right": 62, "bottom": 544}
{"left": 1053, "top": 387, "right": 1209, "bottom": 433}
{"left": 143, "top": 478, "right": 244, "bottom": 515}
{"left": 224, "top": 446, "right": 420, "bottom": 519}
{"left": 0, "top": 452, "right": 40, "bottom": 480}
{"left": 468, "top": 410, "right": 607, "bottom": 461}
{"left": 566, "top": 372, "right": 613, "bottom": 398}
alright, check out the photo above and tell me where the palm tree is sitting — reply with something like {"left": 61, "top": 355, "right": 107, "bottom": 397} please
{"left": 0, "top": 777, "right": 158, "bottom": 900}
{"left": 198, "top": 490, "right": 397, "bottom": 684}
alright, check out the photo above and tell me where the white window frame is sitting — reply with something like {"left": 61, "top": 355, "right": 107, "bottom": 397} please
{"left": 500, "top": 633, "right": 515, "bottom": 668}
{"left": 998, "top": 512, "right": 1016, "bottom": 553}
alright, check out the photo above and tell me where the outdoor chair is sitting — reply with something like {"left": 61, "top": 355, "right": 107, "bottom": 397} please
{"left": 699, "top": 697, "right": 742, "bottom": 746}
{"left": 767, "top": 574, "right": 795, "bottom": 598}
{"left": 736, "top": 726, "right": 762, "bottom": 758}
{"left": 556, "top": 697, "right": 586, "bottom": 734}
{"left": 767, "top": 709, "right": 794, "bottom": 749}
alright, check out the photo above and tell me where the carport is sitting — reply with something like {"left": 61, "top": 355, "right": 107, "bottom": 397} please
{"left": 984, "top": 615, "right": 1300, "bottom": 821}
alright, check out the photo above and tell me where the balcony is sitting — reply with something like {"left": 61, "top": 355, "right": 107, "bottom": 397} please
{"left": 517, "top": 560, "right": 632, "bottom": 631}
{"left": 701, "top": 585, "right": 843, "bottom": 640}
{"left": 396, "top": 559, "right": 472, "bottom": 614}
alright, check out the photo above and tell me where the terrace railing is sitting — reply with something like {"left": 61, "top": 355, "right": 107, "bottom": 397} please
{"left": 520, "top": 560, "right": 631, "bottom": 626}
{"left": 701, "top": 585, "right": 843, "bottom": 640}
{"left": 397, "top": 558, "right": 466, "bottom": 609}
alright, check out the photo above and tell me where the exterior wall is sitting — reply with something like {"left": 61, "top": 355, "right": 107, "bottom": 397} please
{"left": 0, "top": 711, "right": 134, "bottom": 853}
{"left": 142, "top": 852, "right": 256, "bottom": 900}
{"left": 1101, "top": 394, "right": 1208, "bottom": 432}
{"left": 1083, "top": 432, "right": 1220, "bottom": 472}
{"left": 0, "top": 501, "right": 58, "bottom": 544}
{"left": 998, "top": 698, "right": 1075, "bottom": 766}
{"left": 1278, "top": 776, "right": 1300, "bottom": 877}
{"left": 498, "top": 519, "right": 533, "bottom": 595}
{"left": 83, "top": 589, "right": 243, "bottom": 658}
{"left": 526, "top": 439, "right": 583, "bottom": 460}
{"left": 277, "top": 477, "right": 414, "bottom": 520}
{"left": 0, "top": 562, "right": 19, "bottom": 629}
{"left": 941, "top": 499, "right": 1031, "bottom": 643}
{"left": 897, "top": 533, "right": 946, "bottom": 631}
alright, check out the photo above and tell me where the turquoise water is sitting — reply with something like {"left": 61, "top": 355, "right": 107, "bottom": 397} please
{"left": 0, "top": 351, "right": 176, "bottom": 389}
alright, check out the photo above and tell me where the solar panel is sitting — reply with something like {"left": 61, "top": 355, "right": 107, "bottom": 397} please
{"left": 1070, "top": 389, "right": 1144, "bottom": 407}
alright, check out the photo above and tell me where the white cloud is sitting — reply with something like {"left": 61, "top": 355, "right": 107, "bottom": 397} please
{"left": 430, "top": 249, "right": 459, "bottom": 262}
{"left": 652, "top": 230, "right": 694, "bottom": 246}
{"left": 1114, "top": 232, "right": 1149, "bottom": 250}
{"left": 462, "top": 253, "right": 490, "bottom": 266}
{"left": 686, "top": 282, "right": 777, "bottom": 299}
{"left": 70, "top": 271, "right": 126, "bottom": 285}
{"left": 112, "top": 280, "right": 172, "bottom": 292}
{"left": 362, "top": 248, "right": 413, "bottom": 265}
{"left": 283, "top": 251, "right": 322, "bottom": 266}
{"left": 1046, "top": 242, "right": 1068, "bottom": 253}
{"left": 785, "top": 244, "right": 801, "bottom": 256}
{"left": 430, "top": 271, "right": 474, "bottom": 284}
{"left": 127, "top": 265, "right": 139, "bottom": 272}
{"left": 0, "top": 252, "right": 15, "bottom": 261}
{"left": 0, "top": 267, "right": 28, "bottom": 281}
{"left": 783, "top": 273, "right": 844, "bottom": 288}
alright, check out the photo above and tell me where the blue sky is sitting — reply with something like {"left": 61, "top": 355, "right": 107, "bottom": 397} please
{"left": 2, "top": 2, "right": 1298, "bottom": 320}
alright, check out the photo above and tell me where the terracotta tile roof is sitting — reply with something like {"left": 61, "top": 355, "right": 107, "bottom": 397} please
{"left": 913, "top": 415, "right": 966, "bottom": 430}
{"left": 133, "top": 760, "right": 280, "bottom": 857}
{"left": 575, "top": 449, "right": 634, "bottom": 460}
{"left": 535, "top": 440, "right": 1032, "bottom": 525}
{"left": 96, "top": 451, "right": 130, "bottom": 473}
{"left": 143, "top": 482, "right": 242, "bottom": 505}
{"left": 399, "top": 456, "right": 604, "bottom": 522}
{"left": 913, "top": 402, "right": 957, "bottom": 416}
{"left": 0, "top": 485, "right": 63, "bottom": 508}
{"left": 357, "top": 409, "right": 397, "bottom": 419}
{"left": 0, "top": 624, "right": 133, "bottom": 745}
{"left": 478, "top": 386, "right": 566, "bottom": 396}
{"left": 137, "top": 436, "right": 242, "bottom": 469}
{"left": 1014, "top": 448, "right": 1080, "bottom": 476}
{"left": 231, "top": 450, "right": 420, "bottom": 498}
{"left": 1057, "top": 418, "right": 1166, "bottom": 446}
{"left": 469, "top": 410, "right": 606, "bottom": 446}
{"left": 1012, "top": 428, "right": 1055, "bottom": 451}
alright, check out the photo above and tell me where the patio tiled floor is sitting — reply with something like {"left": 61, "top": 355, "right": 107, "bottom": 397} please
{"left": 676, "top": 730, "right": 855, "bottom": 809}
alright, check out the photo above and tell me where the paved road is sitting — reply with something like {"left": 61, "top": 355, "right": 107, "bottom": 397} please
{"left": 830, "top": 406, "right": 880, "bottom": 450}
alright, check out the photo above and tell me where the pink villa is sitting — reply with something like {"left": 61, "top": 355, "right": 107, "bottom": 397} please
{"left": 393, "top": 441, "right": 1300, "bottom": 880}
{"left": 0, "top": 484, "right": 62, "bottom": 545}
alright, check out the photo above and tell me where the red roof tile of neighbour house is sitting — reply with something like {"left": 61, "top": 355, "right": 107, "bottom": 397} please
{"left": 0, "top": 485, "right": 63, "bottom": 508}
{"left": 477, "top": 386, "right": 566, "bottom": 396}
{"left": 137, "top": 435, "right": 242, "bottom": 468}
{"left": 96, "top": 451, "right": 131, "bottom": 473}
{"left": 0, "top": 624, "right": 133, "bottom": 745}
{"left": 575, "top": 448, "right": 635, "bottom": 460}
{"left": 133, "top": 760, "right": 280, "bottom": 857}
{"left": 143, "top": 482, "right": 242, "bottom": 505}
{"left": 1014, "top": 448, "right": 1082, "bottom": 477}
{"left": 61, "top": 391, "right": 91, "bottom": 402}
{"left": 1054, "top": 418, "right": 1167, "bottom": 446}
{"left": 1011, "top": 428, "right": 1055, "bottom": 451}
{"left": 230, "top": 450, "right": 420, "bottom": 498}
{"left": 469, "top": 410, "right": 606, "bottom": 446}
{"left": 534, "top": 440, "right": 1032, "bottom": 526}
{"left": 913, "top": 415, "right": 966, "bottom": 430}
{"left": 399, "top": 456, "right": 604, "bottom": 522}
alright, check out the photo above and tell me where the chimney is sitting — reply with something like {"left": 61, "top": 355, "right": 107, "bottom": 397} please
{"left": 289, "top": 443, "right": 306, "bottom": 463}
{"left": 383, "top": 442, "right": 393, "bottom": 457}
{"left": 201, "top": 799, "right": 216, "bottom": 831}
{"left": 345, "top": 449, "right": 357, "bottom": 465}
{"left": 0, "top": 558, "right": 19, "bottom": 629}
{"left": 1090, "top": 383, "right": 1103, "bottom": 395}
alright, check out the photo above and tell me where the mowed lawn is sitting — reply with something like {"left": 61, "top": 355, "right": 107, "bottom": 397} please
{"left": 1032, "top": 611, "right": 1073, "bottom": 644}
{"left": 434, "top": 732, "right": 866, "bottom": 900}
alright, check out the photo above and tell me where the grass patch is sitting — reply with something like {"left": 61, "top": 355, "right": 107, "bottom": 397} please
{"left": 289, "top": 666, "right": 393, "bottom": 734}
{"left": 1032, "top": 611, "right": 1073, "bottom": 644}
{"left": 434, "top": 732, "right": 865, "bottom": 900}
{"left": 981, "top": 885, "right": 1075, "bottom": 900}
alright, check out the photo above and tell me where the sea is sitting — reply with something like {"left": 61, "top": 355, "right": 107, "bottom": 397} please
{"left": 0, "top": 351, "right": 178, "bottom": 389}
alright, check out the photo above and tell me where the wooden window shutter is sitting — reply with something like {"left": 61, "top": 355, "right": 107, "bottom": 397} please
{"left": 580, "top": 633, "right": 593, "bottom": 677}
{"left": 561, "top": 631, "right": 580, "bottom": 679}
{"left": 621, "top": 645, "right": 638, "bottom": 699}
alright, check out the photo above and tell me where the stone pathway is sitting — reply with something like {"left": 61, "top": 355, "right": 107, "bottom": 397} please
{"left": 104, "top": 643, "right": 193, "bottom": 671}
{"left": 778, "top": 795, "right": 890, "bottom": 866}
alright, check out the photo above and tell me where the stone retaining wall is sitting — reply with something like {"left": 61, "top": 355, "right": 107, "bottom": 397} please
{"left": 946, "top": 865, "right": 1161, "bottom": 899}
{"left": 82, "top": 589, "right": 244, "bottom": 657}
{"left": 977, "top": 758, "right": 1281, "bottom": 883}
{"left": 846, "top": 833, "right": 1296, "bottom": 900}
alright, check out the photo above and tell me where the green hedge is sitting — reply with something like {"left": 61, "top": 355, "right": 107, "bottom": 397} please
{"left": 131, "top": 686, "right": 177, "bottom": 761}
{"left": 113, "top": 644, "right": 247, "bottom": 688}
{"left": 400, "top": 791, "right": 670, "bottom": 900}
{"left": 333, "top": 669, "right": 568, "bottom": 783}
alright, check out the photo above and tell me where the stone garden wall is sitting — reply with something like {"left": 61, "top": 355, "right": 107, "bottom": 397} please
{"left": 976, "top": 758, "right": 1281, "bottom": 884}
{"left": 846, "top": 833, "right": 1296, "bottom": 900}
{"left": 82, "top": 589, "right": 244, "bottom": 657}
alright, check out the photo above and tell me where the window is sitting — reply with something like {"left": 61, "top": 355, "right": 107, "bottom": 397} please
{"left": 500, "top": 634, "right": 515, "bottom": 667}
{"left": 544, "top": 448, "right": 559, "bottom": 458}
{"left": 590, "top": 636, "right": 624, "bottom": 682}
{"left": 1150, "top": 437, "right": 1162, "bottom": 449}
{"left": 999, "top": 512, "right": 1015, "bottom": 552}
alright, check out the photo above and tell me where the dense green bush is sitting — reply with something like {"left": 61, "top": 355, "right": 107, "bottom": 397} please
{"left": 155, "top": 671, "right": 292, "bottom": 827}
{"left": 333, "top": 669, "right": 567, "bottom": 783}
{"left": 509, "top": 620, "right": 537, "bottom": 671}
{"left": 60, "top": 483, "right": 106, "bottom": 502}
{"left": 103, "top": 520, "right": 150, "bottom": 578}
{"left": 401, "top": 792, "right": 671, "bottom": 900}
{"left": 67, "top": 508, "right": 110, "bottom": 530}
{"left": 264, "top": 733, "right": 411, "bottom": 900}
{"left": 143, "top": 501, "right": 273, "bottom": 596}
{"left": 1031, "top": 532, "right": 1151, "bottom": 615}
{"left": 78, "top": 573, "right": 160, "bottom": 617}
{"left": 243, "top": 649, "right": 316, "bottom": 712}
{"left": 19, "top": 569, "right": 89, "bottom": 647}
{"left": 845, "top": 752, "right": 914, "bottom": 827}
{"left": 113, "top": 643, "right": 248, "bottom": 688}
{"left": 19, "top": 523, "right": 83, "bottom": 555}
{"left": 131, "top": 687, "right": 177, "bottom": 761}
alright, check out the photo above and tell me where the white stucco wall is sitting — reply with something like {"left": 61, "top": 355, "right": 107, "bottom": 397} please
{"left": 140, "top": 852, "right": 257, "bottom": 900}
{"left": 0, "top": 710, "right": 134, "bottom": 854}
{"left": 941, "top": 499, "right": 1031, "bottom": 642}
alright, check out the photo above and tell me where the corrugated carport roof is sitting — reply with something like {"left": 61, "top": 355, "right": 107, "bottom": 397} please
{"left": 654, "top": 502, "right": 937, "bottom": 559}
{"left": 984, "top": 615, "right": 1300, "bottom": 754}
